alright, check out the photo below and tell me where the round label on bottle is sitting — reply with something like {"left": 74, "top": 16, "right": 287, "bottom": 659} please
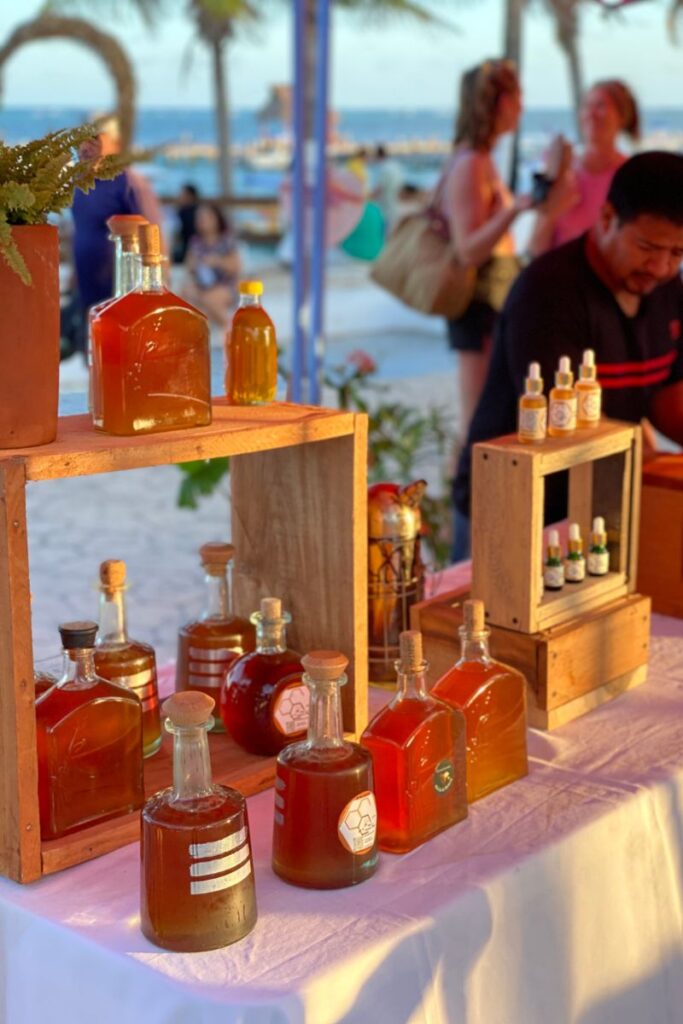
{"left": 433, "top": 758, "right": 455, "bottom": 794}
{"left": 518, "top": 406, "right": 547, "bottom": 440}
{"left": 565, "top": 557, "right": 586, "bottom": 582}
{"left": 544, "top": 564, "right": 565, "bottom": 589}
{"left": 272, "top": 679, "right": 310, "bottom": 736}
{"left": 587, "top": 550, "right": 610, "bottom": 575}
{"left": 578, "top": 390, "right": 601, "bottom": 423}
{"left": 549, "top": 397, "right": 577, "bottom": 431}
{"left": 338, "top": 792, "right": 377, "bottom": 855}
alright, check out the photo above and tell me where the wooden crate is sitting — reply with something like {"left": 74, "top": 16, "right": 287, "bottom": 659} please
{"left": 638, "top": 454, "right": 683, "bottom": 618}
{"left": 0, "top": 400, "right": 368, "bottom": 883}
{"left": 411, "top": 585, "right": 650, "bottom": 730}
{"left": 471, "top": 419, "right": 642, "bottom": 634}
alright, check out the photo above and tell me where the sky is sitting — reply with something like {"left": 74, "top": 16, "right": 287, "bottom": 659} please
{"left": 0, "top": 1, "right": 680, "bottom": 110}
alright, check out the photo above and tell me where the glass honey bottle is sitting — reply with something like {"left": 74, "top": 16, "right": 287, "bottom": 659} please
{"left": 548, "top": 355, "right": 577, "bottom": 438}
{"left": 432, "top": 600, "right": 528, "bottom": 804}
{"left": 225, "top": 281, "right": 277, "bottom": 405}
{"left": 94, "top": 559, "right": 162, "bottom": 758}
{"left": 176, "top": 542, "right": 256, "bottom": 732}
{"left": 220, "top": 597, "right": 307, "bottom": 755}
{"left": 517, "top": 361, "right": 547, "bottom": 443}
{"left": 92, "top": 223, "right": 212, "bottom": 436}
{"left": 141, "top": 691, "right": 257, "bottom": 952}
{"left": 576, "top": 348, "right": 602, "bottom": 428}
{"left": 36, "top": 621, "right": 144, "bottom": 841}
{"left": 272, "top": 651, "right": 378, "bottom": 889}
{"left": 361, "top": 630, "right": 467, "bottom": 853}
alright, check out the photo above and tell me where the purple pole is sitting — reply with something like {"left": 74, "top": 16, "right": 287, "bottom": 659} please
{"left": 291, "top": 0, "right": 307, "bottom": 403}
{"left": 309, "top": 0, "right": 330, "bottom": 406}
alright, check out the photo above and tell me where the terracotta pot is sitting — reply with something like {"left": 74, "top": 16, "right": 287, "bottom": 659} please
{"left": 0, "top": 225, "right": 60, "bottom": 449}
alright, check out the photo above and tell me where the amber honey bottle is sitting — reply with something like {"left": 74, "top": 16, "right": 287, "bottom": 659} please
{"left": 517, "top": 362, "right": 547, "bottom": 443}
{"left": 225, "top": 280, "right": 277, "bottom": 405}
{"left": 432, "top": 600, "right": 528, "bottom": 803}
{"left": 548, "top": 355, "right": 577, "bottom": 438}
{"left": 36, "top": 621, "right": 144, "bottom": 840}
{"left": 220, "top": 597, "right": 306, "bottom": 755}
{"left": 272, "top": 651, "right": 379, "bottom": 889}
{"left": 92, "top": 223, "right": 211, "bottom": 436}
{"left": 94, "top": 559, "right": 161, "bottom": 758}
{"left": 361, "top": 631, "right": 467, "bottom": 853}
{"left": 576, "top": 349, "right": 602, "bottom": 428}
{"left": 141, "top": 691, "right": 257, "bottom": 952}
{"left": 176, "top": 542, "right": 256, "bottom": 731}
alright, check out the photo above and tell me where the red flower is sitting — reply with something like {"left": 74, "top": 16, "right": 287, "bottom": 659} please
{"left": 347, "top": 350, "right": 377, "bottom": 376}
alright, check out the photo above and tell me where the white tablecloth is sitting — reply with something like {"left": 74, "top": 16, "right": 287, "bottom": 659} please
{"left": 1, "top": 615, "right": 682, "bottom": 1024}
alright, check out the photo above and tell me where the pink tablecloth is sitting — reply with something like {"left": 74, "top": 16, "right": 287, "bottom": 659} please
{"left": 0, "top": 604, "right": 682, "bottom": 1023}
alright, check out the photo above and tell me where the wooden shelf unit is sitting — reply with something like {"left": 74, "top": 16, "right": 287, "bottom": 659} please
{"left": 0, "top": 400, "right": 369, "bottom": 883}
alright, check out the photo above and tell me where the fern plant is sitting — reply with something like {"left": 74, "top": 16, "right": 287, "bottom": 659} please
{"left": 0, "top": 122, "right": 129, "bottom": 284}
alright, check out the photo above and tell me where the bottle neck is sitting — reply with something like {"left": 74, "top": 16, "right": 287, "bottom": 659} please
{"left": 98, "top": 588, "right": 128, "bottom": 644}
{"left": 239, "top": 293, "right": 260, "bottom": 309}
{"left": 116, "top": 249, "right": 141, "bottom": 297}
{"left": 139, "top": 261, "right": 164, "bottom": 293}
{"left": 394, "top": 665, "right": 429, "bottom": 701}
{"left": 256, "top": 620, "right": 287, "bottom": 654}
{"left": 306, "top": 678, "right": 345, "bottom": 749}
{"left": 202, "top": 569, "right": 232, "bottom": 620}
{"left": 457, "top": 629, "right": 492, "bottom": 666}
{"left": 60, "top": 647, "right": 97, "bottom": 687}
{"left": 171, "top": 723, "right": 214, "bottom": 801}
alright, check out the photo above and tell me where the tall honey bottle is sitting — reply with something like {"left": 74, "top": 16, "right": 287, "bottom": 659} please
{"left": 94, "top": 559, "right": 162, "bottom": 758}
{"left": 548, "top": 355, "right": 577, "bottom": 438}
{"left": 220, "top": 597, "right": 307, "bottom": 755}
{"left": 92, "top": 223, "right": 211, "bottom": 435}
{"left": 176, "top": 542, "right": 256, "bottom": 731}
{"left": 36, "top": 621, "right": 144, "bottom": 840}
{"left": 361, "top": 630, "right": 467, "bottom": 852}
{"left": 272, "top": 651, "right": 378, "bottom": 889}
{"left": 225, "top": 280, "right": 277, "bottom": 405}
{"left": 432, "top": 600, "right": 528, "bottom": 803}
{"left": 576, "top": 348, "right": 602, "bottom": 428}
{"left": 141, "top": 692, "right": 257, "bottom": 951}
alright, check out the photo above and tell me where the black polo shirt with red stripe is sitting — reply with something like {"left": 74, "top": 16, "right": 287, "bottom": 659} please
{"left": 454, "top": 234, "right": 683, "bottom": 518}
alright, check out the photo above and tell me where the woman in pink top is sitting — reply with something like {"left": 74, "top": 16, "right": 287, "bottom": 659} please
{"left": 529, "top": 79, "right": 640, "bottom": 257}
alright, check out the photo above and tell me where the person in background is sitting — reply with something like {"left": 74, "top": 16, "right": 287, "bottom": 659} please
{"left": 371, "top": 144, "right": 403, "bottom": 236}
{"left": 182, "top": 201, "right": 241, "bottom": 329}
{"left": 440, "top": 58, "right": 531, "bottom": 559}
{"left": 173, "top": 183, "right": 200, "bottom": 264}
{"left": 528, "top": 79, "right": 640, "bottom": 257}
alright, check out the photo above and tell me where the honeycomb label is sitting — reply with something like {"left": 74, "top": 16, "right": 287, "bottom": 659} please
{"left": 338, "top": 791, "right": 377, "bottom": 855}
{"left": 272, "top": 678, "right": 310, "bottom": 736}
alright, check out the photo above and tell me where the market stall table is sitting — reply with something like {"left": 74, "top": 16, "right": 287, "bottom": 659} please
{"left": 0, "top": 602, "right": 682, "bottom": 1023}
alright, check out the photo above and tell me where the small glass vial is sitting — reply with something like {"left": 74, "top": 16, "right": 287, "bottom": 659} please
{"left": 176, "top": 542, "right": 256, "bottom": 731}
{"left": 225, "top": 280, "right": 277, "bottom": 405}
{"left": 432, "top": 601, "right": 528, "bottom": 804}
{"left": 36, "top": 621, "right": 144, "bottom": 840}
{"left": 548, "top": 355, "right": 577, "bottom": 437}
{"left": 587, "top": 516, "right": 610, "bottom": 576}
{"left": 220, "top": 597, "right": 306, "bottom": 755}
{"left": 272, "top": 651, "right": 379, "bottom": 888}
{"left": 576, "top": 348, "right": 602, "bottom": 428}
{"left": 141, "top": 692, "right": 257, "bottom": 951}
{"left": 565, "top": 523, "right": 586, "bottom": 583}
{"left": 94, "top": 559, "right": 162, "bottom": 758}
{"left": 517, "top": 361, "right": 547, "bottom": 443}
{"left": 544, "top": 528, "right": 565, "bottom": 590}
{"left": 361, "top": 630, "right": 467, "bottom": 853}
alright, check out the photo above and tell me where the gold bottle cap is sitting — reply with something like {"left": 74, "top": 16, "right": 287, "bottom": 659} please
{"left": 162, "top": 691, "right": 215, "bottom": 727}
{"left": 547, "top": 527, "right": 562, "bottom": 558}
{"left": 138, "top": 223, "right": 163, "bottom": 265}
{"left": 239, "top": 280, "right": 263, "bottom": 296}
{"left": 200, "top": 542, "right": 235, "bottom": 574}
{"left": 302, "top": 650, "right": 349, "bottom": 681}
{"left": 99, "top": 559, "right": 127, "bottom": 589}
{"left": 591, "top": 515, "right": 607, "bottom": 544}
{"left": 463, "top": 599, "right": 486, "bottom": 633}
{"left": 555, "top": 355, "right": 574, "bottom": 388}
{"left": 399, "top": 630, "right": 424, "bottom": 671}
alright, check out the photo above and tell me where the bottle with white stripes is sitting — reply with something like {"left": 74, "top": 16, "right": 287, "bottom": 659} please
{"left": 141, "top": 691, "right": 257, "bottom": 951}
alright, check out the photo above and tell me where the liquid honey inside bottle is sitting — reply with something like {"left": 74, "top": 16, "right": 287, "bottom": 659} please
{"left": 93, "top": 223, "right": 211, "bottom": 436}
{"left": 225, "top": 280, "right": 277, "bottom": 405}
{"left": 361, "top": 630, "right": 467, "bottom": 853}
{"left": 36, "top": 621, "right": 144, "bottom": 840}
{"left": 94, "top": 559, "right": 162, "bottom": 758}
{"left": 272, "top": 651, "right": 378, "bottom": 889}
{"left": 432, "top": 599, "right": 528, "bottom": 803}
{"left": 141, "top": 691, "right": 257, "bottom": 952}
{"left": 176, "top": 542, "right": 256, "bottom": 732}
{"left": 220, "top": 597, "right": 306, "bottom": 755}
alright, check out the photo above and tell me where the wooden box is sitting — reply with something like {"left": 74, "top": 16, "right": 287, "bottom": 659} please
{"left": 638, "top": 454, "right": 683, "bottom": 618}
{"left": 471, "top": 419, "right": 642, "bottom": 634}
{"left": 0, "top": 401, "right": 368, "bottom": 883}
{"left": 411, "top": 585, "right": 650, "bottom": 730}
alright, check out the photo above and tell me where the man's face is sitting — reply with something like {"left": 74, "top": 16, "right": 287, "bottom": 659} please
{"left": 599, "top": 208, "right": 683, "bottom": 295}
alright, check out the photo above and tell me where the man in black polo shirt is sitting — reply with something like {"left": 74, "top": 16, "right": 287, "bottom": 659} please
{"left": 453, "top": 151, "right": 683, "bottom": 556}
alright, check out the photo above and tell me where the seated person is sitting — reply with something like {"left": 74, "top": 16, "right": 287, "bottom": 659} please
{"left": 453, "top": 151, "right": 683, "bottom": 556}
{"left": 182, "top": 202, "right": 240, "bottom": 329}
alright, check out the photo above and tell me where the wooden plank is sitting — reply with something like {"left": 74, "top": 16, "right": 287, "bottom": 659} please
{"left": 627, "top": 429, "right": 643, "bottom": 594}
{"left": 536, "top": 572, "right": 628, "bottom": 630}
{"left": 0, "top": 401, "right": 356, "bottom": 482}
{"left": 527, "top": 663, "right": 648, "bottom": 730}
{"left": 476, "top": 419, "right": 635, "bottom": 476}
{"left": 230, "top": 419, "right": 368, "bottom": 737}
{"left": 0, "top": 460, "right": 42, "bottom": 883}
{"left": 567, "top": 461, "right": 594, "bottom": 545}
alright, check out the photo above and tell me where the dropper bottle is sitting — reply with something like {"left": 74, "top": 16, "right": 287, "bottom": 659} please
{"left": 548, "top": 355, "right": 577, "bottom": 437}
{"left": 587, "top": 516, "right": 610, "bottom": 576}
{"left": 517, "top": 362, "right": 547, "bottom": 443}
{"left": 576, "top": 349, "right": 602, "bottom": 428}
{"left": 544, "top": 528, "right": 565, "bottom": 590}
{"left": 565, "top": 523, "right": 586, "bottom": 583}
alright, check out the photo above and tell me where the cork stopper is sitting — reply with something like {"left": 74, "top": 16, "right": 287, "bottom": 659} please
{"left": 555, "top": 355, "right": 574, "bottom": 388}
{"left": 463, "top": 599, "right": 486, "bottom": 634}
{"left": 260, "top": 597, "right": 282, "bottom": 620}
{"left": 59, "top": 621, "right": 98, "bottom": 650}
{"left": 99, "top": 559, "right": 127, "bottom": 590}
{"left": 162, "top": 691, "right": 215, "bottom": 727}
{"left": 138, "top": 223, "right": 162, "bottom": 265}
{"left": 302, "top": 650, "right": 349, "bottom": 681}
{"left": 200, "top": 542, "right": 234, "bottom": 575}
{"left": 399, "top": 630, "right": 424, "bottom": 671}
